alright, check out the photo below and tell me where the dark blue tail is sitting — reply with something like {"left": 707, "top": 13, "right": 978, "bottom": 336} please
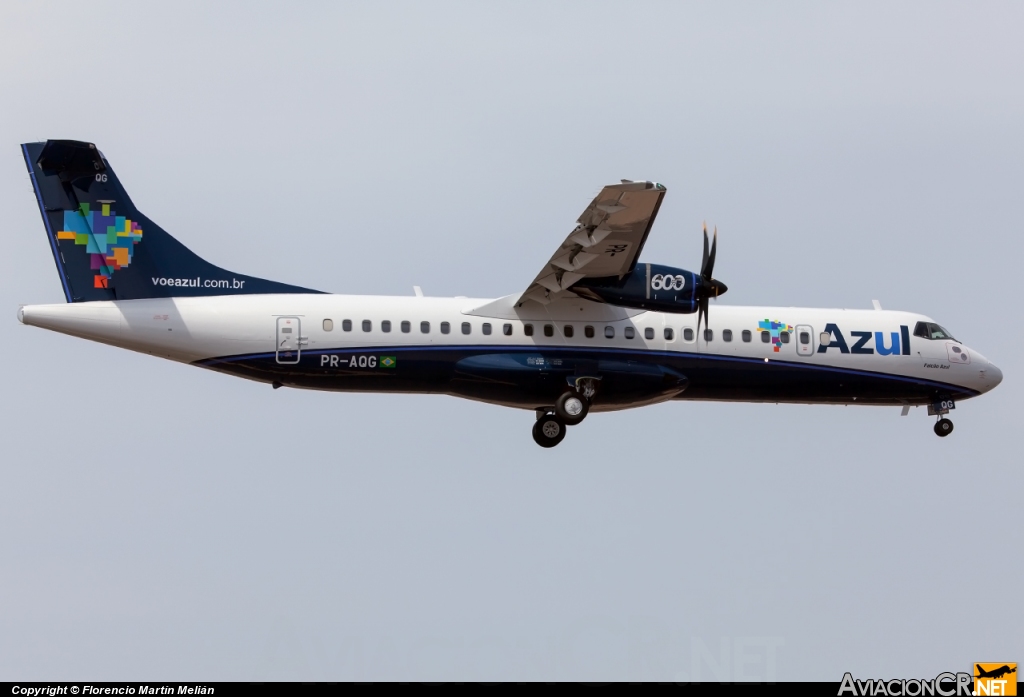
{"left": 22, "top": 140, "right": 320, "bottom": 302}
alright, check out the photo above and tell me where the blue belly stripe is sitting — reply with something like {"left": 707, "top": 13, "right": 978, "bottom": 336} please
{"left": 194, "top": 344, "right": 980, "bottom": 397}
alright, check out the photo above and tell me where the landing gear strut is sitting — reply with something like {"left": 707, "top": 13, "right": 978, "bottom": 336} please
{"left": 934, "top": 418, "right": 954, "bottom": 437}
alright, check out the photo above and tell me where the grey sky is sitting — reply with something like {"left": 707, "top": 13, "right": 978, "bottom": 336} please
{"left": 1, "top": 1, "right": 1021, "bottom": 681}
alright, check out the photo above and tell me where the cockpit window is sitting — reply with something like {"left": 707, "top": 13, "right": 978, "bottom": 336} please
{"left": 913, "top": 321, "right": 956, "bottom": 341}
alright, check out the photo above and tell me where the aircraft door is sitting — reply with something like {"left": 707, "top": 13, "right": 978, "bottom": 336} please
{"left": 795, "top": 324, "right": 814, "bottom": 356}
{"left": 276, "top": 316, "right": 303, "bottom": 364}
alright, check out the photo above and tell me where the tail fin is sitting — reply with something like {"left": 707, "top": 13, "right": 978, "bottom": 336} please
{"left": 22, "top": 140, "right": 320, "bottom": 302}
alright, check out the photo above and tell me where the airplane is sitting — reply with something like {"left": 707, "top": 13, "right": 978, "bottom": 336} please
{"left": 975, "top": 665, "right": 1017, "bottom": 680}
{"left": 17, "top": 140, "right": 1003, "bottom": 448}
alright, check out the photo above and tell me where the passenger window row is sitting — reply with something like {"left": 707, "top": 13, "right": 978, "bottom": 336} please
{"left": 678, "top": 328, "right": 791, "bottom": 344}
{"left": 321, "top": 319, "right": 673, "bottom": 339}
{"left": 323, "top": 319, "right": 492, "bottom": 335}
{"left": 321, "top": 319, "right": 789, "bottom": 345}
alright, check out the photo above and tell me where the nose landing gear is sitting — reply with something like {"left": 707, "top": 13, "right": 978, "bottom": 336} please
{"left": 928, "top": 398, "right": 956, "bottom": 438}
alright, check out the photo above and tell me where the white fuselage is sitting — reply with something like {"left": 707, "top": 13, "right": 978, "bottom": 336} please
{"left": 18, "top": 293, "right": 1002, "bottom": 407}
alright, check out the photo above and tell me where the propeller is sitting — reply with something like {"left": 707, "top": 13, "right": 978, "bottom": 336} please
{"left": 695, "top": 223, "right": 729, "bottom": 341}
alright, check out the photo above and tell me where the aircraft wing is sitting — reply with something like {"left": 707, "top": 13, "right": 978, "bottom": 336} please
{"left": 518, "top": 180, "right": 667, "bottom": 306}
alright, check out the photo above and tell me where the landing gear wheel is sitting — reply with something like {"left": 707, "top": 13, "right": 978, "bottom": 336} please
{"left": 554, "top": 390, "right": 589, "bottom": 426}
{"left": 934, "top": 418, "right": 954, "bottom": 437}
{"left": 532, "top": 414, "right": 566, "bottom": 448}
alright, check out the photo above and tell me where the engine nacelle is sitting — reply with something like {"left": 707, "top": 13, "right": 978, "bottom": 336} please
{"left": 570, "top": 263, "right": 699, "bottom": 314}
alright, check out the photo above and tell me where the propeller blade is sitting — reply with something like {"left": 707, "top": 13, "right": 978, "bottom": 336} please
{"left": 696, "top": 296, "right": 708, "bottom": 342}
{"left": 701, "top": 223, "right": 709, "bottom": 277}
{"left": 705, "top": 227, "right": 718, "bottom": 280}
{"left": 695, "top": 223, "right": 725, "bottom": 339}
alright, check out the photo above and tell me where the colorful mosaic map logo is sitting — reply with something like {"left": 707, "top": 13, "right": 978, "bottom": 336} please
{"left": 56, "top": 202, "right": 143, "bottom": 288}
{"left": 758, "top": 319, "right": 793, "bottom": 352}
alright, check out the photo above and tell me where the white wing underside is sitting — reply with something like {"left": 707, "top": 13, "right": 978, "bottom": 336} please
{"left": 517, "top": 180, "right": 666, "bottom": 306}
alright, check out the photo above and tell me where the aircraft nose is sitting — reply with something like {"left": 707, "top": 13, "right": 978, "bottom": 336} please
{"left": 985, "top": 362, "right": 1003, "bottom": 389}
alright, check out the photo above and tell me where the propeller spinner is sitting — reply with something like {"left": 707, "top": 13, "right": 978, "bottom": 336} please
{"left": 696, "top": 223, "right": 728, "bottom": 340}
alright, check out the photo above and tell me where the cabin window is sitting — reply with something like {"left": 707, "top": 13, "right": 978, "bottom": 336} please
{"left": 524, "top": 324, "right": 534, "bottom": 337}
{"left": 664, "top": 327, "right": 674, "bottom": 341}
{"left": 780, "top": 331, "right": 790, "bottom": 344}
{"left": 761, "top": 331, "right": 770, "bottom": 343}
{"left": 323, "top": 319, "right": 334, "bottom": 332}
{"left": 342, "top": 319, "right": 352, "bottom": 332}
{"left": 605, "top": 326, "right": 615, "bottom": 339}
{"left": 584, "top": 325, "right": 595, "bottom": 338}
{"left": 564, "top": 325, "right": 574, "bottom": 338}
{"left": 624, "top": 327, "right": 635, "bottom": 339}
{"left": 362, "top": 320, "right": 372, "bottom": 332}
{"left": 461, "top": 322, "right": 471, "bottom": 335}
{"left": 503, "top": 323, "right": 513, "bottom": 336}
{"left": 440, "top": 322, "right": 450, "bottom": 335}
{"left": 420, "top": 321, "right": 430, "bottom": 333}
{"left": 704, "top": 329, "right": 713, "bottom": 342}
{"left": 742, "top": 329, "right": 751, "bottom": 342}
{"left": 483, "top": 323, "right": 492, "bottom": 336}
{"left": 401, "top": 321, "right": 411, "bottom": 333}
{"left": 381, "top": 320, "right": 391, "bottom": 333}
{"left": 683, "top": 327, "right": 695, "bottom": 342}
{"left": 644, "top": 327, "right": 655, "bottom": 340}
{"left": 800, "top": 331, "right": 810, "bottom": 345}
{"left": 544, "top": 324, "right": 554, "bottom": 337}
{"left": 723, "top": 329, "right": 733, "bottom": 342}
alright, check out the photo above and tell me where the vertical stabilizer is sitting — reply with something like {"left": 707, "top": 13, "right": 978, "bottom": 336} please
{"left": 22, "top": 140, "right": 320, "bottom": 302}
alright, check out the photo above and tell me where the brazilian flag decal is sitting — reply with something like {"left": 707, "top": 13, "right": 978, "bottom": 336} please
{"left": 380, "top": 356, "right": 397, "bottom": 368}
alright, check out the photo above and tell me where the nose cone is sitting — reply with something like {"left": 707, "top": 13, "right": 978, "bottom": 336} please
{"left": 985, "top": 362, "right": 1003, "bottom": 390}
{"left": 970, "top": 349, "right": 1003, "bottom": 393}
{"left": 952, "top": 344, "right": 1002, "bottom": 394}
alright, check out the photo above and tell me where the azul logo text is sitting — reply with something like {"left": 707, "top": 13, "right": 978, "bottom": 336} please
{"left": 818, "top": 323, "right": 912, "bottom": 356}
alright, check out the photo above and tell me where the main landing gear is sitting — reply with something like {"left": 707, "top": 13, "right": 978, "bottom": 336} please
{"left": 532, "top": 413, "right": 567, "bottom": 448}
{"left": 532, "top": 383, "right": 594, "bottom": 448}
{"left": 555, "top": 390, "right": 589, "bottom": 425}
